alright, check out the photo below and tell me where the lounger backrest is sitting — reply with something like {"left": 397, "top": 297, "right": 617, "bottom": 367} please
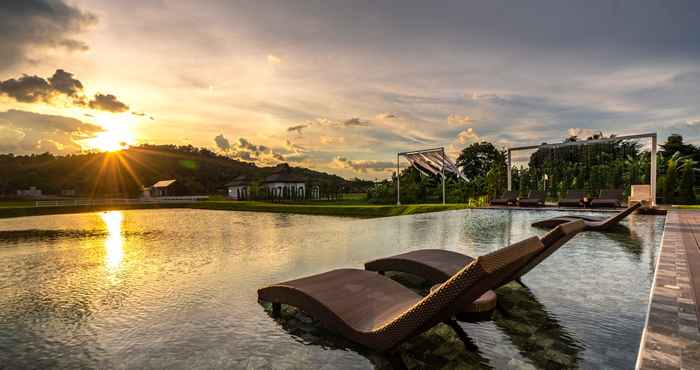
{"left": 599, "top": 189, "right": 624, "bottom": 200}
{"left": 600, "top": 201, "right": 642, "bottom": 227}
{"left": 502, "top": 190, "right": 519, "bottom": 199}
{"left": 528, "top": 191, "right": 546, "bottom": 200}
{"left": 565, "top": 190, "right": 585, "bottom": 199}
{"left": 371, "top": 236, "right": 544, "bottom": 347}
{"left": 512, "top": 220, "right": 584, "bottom": 280}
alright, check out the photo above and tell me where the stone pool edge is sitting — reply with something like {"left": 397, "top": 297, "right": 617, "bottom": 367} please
{"left": 636, "top": 210, "right": 700, "bottom": 370}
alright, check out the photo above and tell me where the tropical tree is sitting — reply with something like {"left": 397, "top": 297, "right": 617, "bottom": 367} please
{"left": 456, "top": 142, "right": 506, "bottom": 183}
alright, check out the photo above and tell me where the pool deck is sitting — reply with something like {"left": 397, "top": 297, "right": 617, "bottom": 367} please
{"left": 637, "top": 209, "right": 700, "bottom": 370}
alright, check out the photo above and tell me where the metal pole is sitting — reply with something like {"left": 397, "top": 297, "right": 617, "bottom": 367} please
{"left": 396, "top": 153, "right": 401, "bottom": 205}
{"left": 507, "top": 149, "right": 512, "bottom": 191}
{"left": 651, "top": 134, "right": 657, "bottom": 207}
{"left": 441, "top": 148, "right": 446, "bottom": 204}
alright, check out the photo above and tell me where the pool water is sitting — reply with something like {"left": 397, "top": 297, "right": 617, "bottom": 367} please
{"left": 0, "top": 209, "right": 664, "bottom": 369}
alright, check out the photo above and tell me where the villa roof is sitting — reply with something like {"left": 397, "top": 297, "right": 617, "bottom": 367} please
{"left": 225, "top": 175, "right": 251, "bottom": 187}
{"left": 151, "top": 179, "right": 176, "bottom": 188}
{"left": 263, "top": 172, "right": 306, "bottom": 183}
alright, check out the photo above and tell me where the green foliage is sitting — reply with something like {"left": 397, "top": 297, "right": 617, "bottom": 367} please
{"left": 456, "top": 142, "right": 506, "bottom": 182}
{"left": 680, "top": 158, "right": 696, "bottom": 204}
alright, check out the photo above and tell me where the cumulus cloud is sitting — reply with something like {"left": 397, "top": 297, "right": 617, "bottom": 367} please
{"left": 0, "top": 109, "right": 103, "bottom": 154}
{"left": 88, "top": 93, "right": 129, "bottom": 113}
{"left": 214, "top": 134, "right": 231, "bottom": 150}
{"left": 214, "top": 134, "right": 288, "bottom": 165}
{"left": 447, "top": 114, "right": 473, "bottom": 125}
{"left": 0, "top": 0, "right": 97, "bottom": 71}
{"left": 267, "top": 54, "right": 282, "bottom": 64}
{"left": 333, "top": 156, "right": 394, "bottom": 173}
{"left": 0, "top": 69, "right": 129, "bottom": 112}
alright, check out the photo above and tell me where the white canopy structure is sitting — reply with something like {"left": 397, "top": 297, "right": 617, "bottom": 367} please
{"left": 507, "top": 132, "right": 657, "bottom": 206}
{"left": 396, "top": 147, "right": 466, "bottom": 205}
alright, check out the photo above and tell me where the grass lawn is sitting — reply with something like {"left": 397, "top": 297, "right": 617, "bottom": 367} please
{"left": 0, "top": 199, "right": 471, "bottom": 219}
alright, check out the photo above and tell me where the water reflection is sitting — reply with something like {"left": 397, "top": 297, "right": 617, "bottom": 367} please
{"left": 101, "top": 211, "right": 124, "bottom": 270}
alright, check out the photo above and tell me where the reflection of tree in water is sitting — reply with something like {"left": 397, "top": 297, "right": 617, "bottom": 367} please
{"left": 494, "top": 283, "right": 584, "bottom": 369}
{"left": 261, "top": 302, "right": 492, "bottom": 369}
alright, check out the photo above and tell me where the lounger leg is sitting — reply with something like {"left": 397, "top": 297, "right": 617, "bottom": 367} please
{"left": 515, "top": 277, "right": 528, "bottom": 289}
{"left": 272, "top": 303, "right": 281, "bottom": 317}
{"left": 445, "top": 320, "right": 478, "bottom": 351}
{"left": 378, "top": 271, "right": 385, "bottom": 275}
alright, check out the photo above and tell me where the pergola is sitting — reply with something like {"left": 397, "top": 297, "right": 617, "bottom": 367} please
{"left": 396, "top": 147, "right": 466, "bottom": 205}
{"left": 507, "top": 132, "right": 657, "bottom": 206}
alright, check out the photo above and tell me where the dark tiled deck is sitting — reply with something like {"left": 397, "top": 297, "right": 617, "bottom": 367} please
{"left": 637, "top": 210, "right": 700, "bottom": 370}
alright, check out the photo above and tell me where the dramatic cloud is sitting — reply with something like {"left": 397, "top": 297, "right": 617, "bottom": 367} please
{"left": 0, "top": 109, "right": 102, "bottom": 154}
{"left": 0, "top": 69, "right": 129, "bottom": 112}
{"left": 267, "top": 54, "right": 282, "bottom": 64}
{"left": 333, "top": 156, "right": 394, "bottom": 173}
{"left": 287, "top": 124, "right": 307, "bottom": 135}
{"left": 0, "top": 0, "right": 97, "bottom": 71}
{"left": 88, "top": 94, "right": 129, "bottom": 113}
{"left": 457, "top": 128, "right": 480, "bottom": 144}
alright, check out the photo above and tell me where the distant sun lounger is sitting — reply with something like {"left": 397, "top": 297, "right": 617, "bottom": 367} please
{"left": 258, "top": 233, "right": 548, "bottom": 358}
{"left": 558, "top": 190, "right": 585, "bottom": 207}
{"left": 531, "top": 201, "right": 642, "bottom": 231}
{"left": 491, "top": 191, "right": 518, "bottom": 206}
{"left": 518, "top": 191, "right": 546, "bottom": 207}
{"left": 590, "top": 189, "right": 625, "bottom": 208}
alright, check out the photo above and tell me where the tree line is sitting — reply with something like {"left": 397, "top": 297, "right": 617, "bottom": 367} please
{"left": 367, "top": 133, "right": 699, "bottom": 205}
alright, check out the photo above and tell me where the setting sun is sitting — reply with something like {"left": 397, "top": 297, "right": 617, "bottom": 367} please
{"left": 86, "top": 113, "right": 135, "bottom": 152}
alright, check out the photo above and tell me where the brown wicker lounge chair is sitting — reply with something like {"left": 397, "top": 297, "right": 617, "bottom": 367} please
{"left": 258, "top": 236, "right": 545, "bottom": 356}
{"left": 590, "top": 189, "right": 625, "bottom": 208}
{"left": 531, "top": 201, "right": 642, "bottom": 231}
{"left": 365, "top": 220, "right": 583, "bottom": 286}
{"left": 558, "top": 190, "right": 585, "bottom": 207}
{"left": 491, "top": 190, "right": 519, "bottom": 206}
{"left": 518, "top": 191, "right": 546, "bottom": 207}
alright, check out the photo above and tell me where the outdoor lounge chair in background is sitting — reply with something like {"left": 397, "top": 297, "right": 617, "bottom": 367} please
{"left": 590, "top": 189, "right": 625, "bottom": 208}
{"left": 518, "top": 191, "right": 546, "bottom": 207}
{"left": 531, "top": 201, "right": 642, "bottom": 231}
{"left": 558, "top": 190, "right": 585, "bottom": 207}
{"left": 258, "top": 235, "right": 545, "bottom": 359}
{"left": 491, "top": 191, "right": 519, "bottom": 206}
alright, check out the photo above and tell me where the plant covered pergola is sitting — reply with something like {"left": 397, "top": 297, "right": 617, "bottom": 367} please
{"left": 396, "top": 147, "right": 466, "bottom": 205}
{"left": 507, "top": 132, "right": 657, "bottom": 206}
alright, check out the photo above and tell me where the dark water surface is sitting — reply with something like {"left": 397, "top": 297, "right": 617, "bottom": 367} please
{"left": 0, "top": 209, "right": 664, "bottom": 369}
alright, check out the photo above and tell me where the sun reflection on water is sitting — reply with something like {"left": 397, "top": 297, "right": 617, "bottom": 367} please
{"left": 101, "top": 211, "right": 124, "bottom": 270}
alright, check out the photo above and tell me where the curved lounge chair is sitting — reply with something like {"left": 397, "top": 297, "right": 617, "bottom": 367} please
{"left": 258, "top": 236, "right": 545, "bottom": 354}
{"left": 518, "top": 191, "right": 546, "bottom": 207}
{"left": 590, "top": 189, "right": 625, "bottom": 208}
{"left": 531, "top": 201, "right": 642, "bottom": 231}
{"left": 558, "top": 190, "right": 585, "bottom": 207}
{"left": 365, "top": 220, "right": 584, "bottom": 286}
{"left": 491, "top": 191, "right": 519, "bottom": 206}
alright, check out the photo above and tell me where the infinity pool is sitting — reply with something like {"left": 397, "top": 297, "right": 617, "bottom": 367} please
{"left": 0, "top": 209, "right": 664, "bottom": 369}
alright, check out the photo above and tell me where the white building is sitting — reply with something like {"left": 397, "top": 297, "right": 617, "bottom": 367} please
{"left": 226, "top": 175, "right": 251, "bottom": 200}
{"left": 17, "top": 186, "right": 42, "bottom": 198}
{"left": 263, "top": 169, "right": 306, "bottom": 200}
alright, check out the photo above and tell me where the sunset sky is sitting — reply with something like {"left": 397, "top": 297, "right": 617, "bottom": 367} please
{"left": 1, "top": 0, "right": 699, "bottom": 178}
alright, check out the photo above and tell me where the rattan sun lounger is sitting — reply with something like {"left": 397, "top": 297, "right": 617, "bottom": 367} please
{"left": 491, "top": 191, "right": 519, "bottom": 206}
{"left": 558, "top": 190, "right": 585, "bottom": 207}
{"left": 258, "top": 236, "right": 545, "bottom": 356}
{"left": 365, "top": 220, "right": 584, "bottom": 285}
{"left": 518, "top": 191, "right": 546, "bottom": 207}
{"left": 531, "top": 201, "right": 642, "bottom": 231}
{"left": 590, "top": 189, "right": 625, "bottom": 208}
